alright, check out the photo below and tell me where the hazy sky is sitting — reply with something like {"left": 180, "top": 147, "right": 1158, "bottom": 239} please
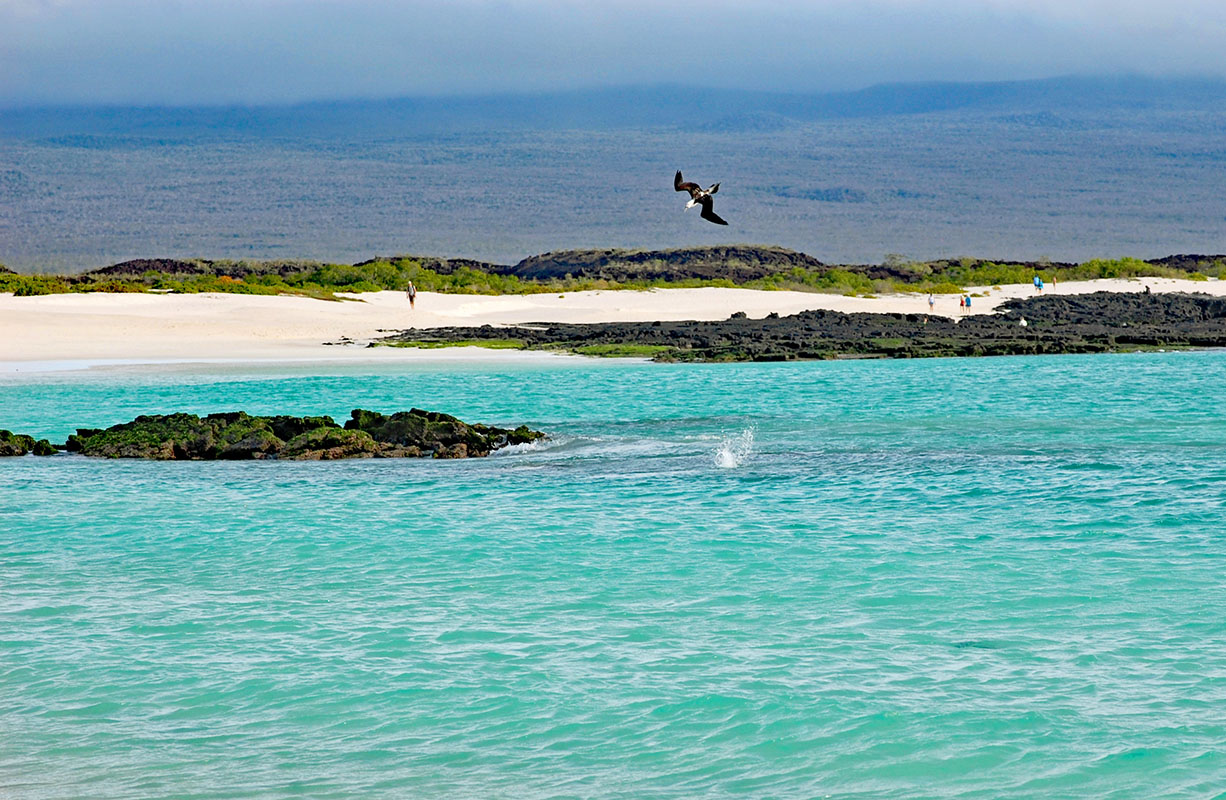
{"left": 3, "top": 0, "right": 1226, "bottom": 106}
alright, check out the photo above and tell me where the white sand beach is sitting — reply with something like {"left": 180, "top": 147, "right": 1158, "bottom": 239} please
{"left": 2, "top": 277, "right": 1222, "bottom": 370}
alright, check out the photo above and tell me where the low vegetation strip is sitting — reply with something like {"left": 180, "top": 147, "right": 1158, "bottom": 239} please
{"left": 382, "top": 338, "right": 675, "bottom": 358}
{"left": 374, "top": 292, "right": 1226, "bottom": 362}
{"left": 2, "top": 247, "right": 1222, "bottom": 299}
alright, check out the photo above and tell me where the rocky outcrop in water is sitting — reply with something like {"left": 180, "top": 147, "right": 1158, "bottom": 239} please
{"left": 344, "top": 408, "right": 543, "bottom": 459}
{"left": 60, "top": 409, "right": 544, "bottom": 460}
{"left": 378, "top": 292, "right": 1226, "bottom": 362}
{"left": 0, "top": 430, "right": 56, "bottom": 457}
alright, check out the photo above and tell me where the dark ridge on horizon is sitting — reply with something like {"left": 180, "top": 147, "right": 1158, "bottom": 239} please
{"left": 5, "top": 75, "right": 1226, "bottom": 137}
{"left": 8, "top": 246, "right": 1222, "bottom": 306}
{"left": 65, "top": 245, "right": 1226, "bottom": 284}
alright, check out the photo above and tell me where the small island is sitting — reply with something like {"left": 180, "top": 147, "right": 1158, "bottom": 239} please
{"left": 2, "top": 409, "right": 545, "bottom": 460}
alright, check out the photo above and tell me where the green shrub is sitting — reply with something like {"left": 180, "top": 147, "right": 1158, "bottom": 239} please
{"left": 7, "top": 276, "right": 71, "bottom": 296}
{"left": 569, "top": 344, "right": 675, "bottom": 358}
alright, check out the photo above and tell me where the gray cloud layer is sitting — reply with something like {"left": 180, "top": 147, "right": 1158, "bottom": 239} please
{"left": 3, "top": 0, "right": 1226, "bottom": 106}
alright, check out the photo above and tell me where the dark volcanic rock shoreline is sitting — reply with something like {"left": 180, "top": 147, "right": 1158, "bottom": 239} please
{"left": 377, "top": 292, "right": 1226, "bottom": 361}
{"left": 1, "top": 409, "right": 544, "bottom": 460}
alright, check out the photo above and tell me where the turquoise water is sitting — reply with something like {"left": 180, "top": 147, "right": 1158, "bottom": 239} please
{"left": 3, "top": 352, "right": 1225, "bottom": 798}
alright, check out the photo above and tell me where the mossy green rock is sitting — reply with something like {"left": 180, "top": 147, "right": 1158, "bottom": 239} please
{"left": 344, "top": 408, "right": 545, "bottom": 458}
{"left": 0, "top": 430, "right": 56, "bottom": 457}
{"left": 31, "top": 439, "right": 57, "bottom": 456}
{"left": 60, "top": 410, "right": 544, "bottom": 460}
{"left": 282, "top": 427, "right": 379, "bottom": 460}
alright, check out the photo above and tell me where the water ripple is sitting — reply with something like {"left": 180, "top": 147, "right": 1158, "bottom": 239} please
{"left": 3, "top": 352, "right": 1226, "bottom": 797}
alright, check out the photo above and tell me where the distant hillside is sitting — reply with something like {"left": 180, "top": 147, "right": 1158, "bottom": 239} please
{"left": 86, "top": 246, "right": 827, "bottom": 283}
{"left": 6, "top": 76, "right": 1226, "bottom": 138}
{"left": 506, "top": 246, "right": 826, "bottom": 282}
{"left": 87, "top": 258, "right": 325, "bottom": 280}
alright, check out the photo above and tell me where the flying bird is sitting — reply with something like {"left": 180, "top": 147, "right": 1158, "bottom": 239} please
{"left": 674, "top": 170, "right": 728, "bottom": 225}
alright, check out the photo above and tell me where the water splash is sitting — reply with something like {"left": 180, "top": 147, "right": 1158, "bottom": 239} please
{"left": 714, "top": 427, "right": 755, "bottom": 469}
{"left": 490, "top": 437, "right": 553, "bottom": 457}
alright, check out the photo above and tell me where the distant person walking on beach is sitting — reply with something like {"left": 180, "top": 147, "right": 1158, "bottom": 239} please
{"left": 964, "top": 295, "right": 972, "bottom": 309}
{"left": 928, "top": 294, "right": 935, "bottom": 312}
{"left": 1033, "top": 275, "right": 1043, "bottom": 293}
{"left": 959, "top": 295, "right": 965, "bottom": 309}
{"left": 406, "top": 281, "right": 417, "bottom": 309}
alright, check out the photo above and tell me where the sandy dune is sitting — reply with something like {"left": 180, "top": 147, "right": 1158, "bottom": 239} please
{"left": 2, "top": 277, "right": 1222, "bottom": 371}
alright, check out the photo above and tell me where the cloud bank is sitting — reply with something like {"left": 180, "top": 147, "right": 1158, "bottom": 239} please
{"left": 3, "top": 0, "right": 1226, "bottom": 106}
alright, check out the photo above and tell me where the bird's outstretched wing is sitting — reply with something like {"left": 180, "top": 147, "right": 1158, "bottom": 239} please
{"left": 699, "top": 196, "right": 728, "bottom": 225}
{"left": 675, "top": 170, "right": 701, "bottom": 197}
